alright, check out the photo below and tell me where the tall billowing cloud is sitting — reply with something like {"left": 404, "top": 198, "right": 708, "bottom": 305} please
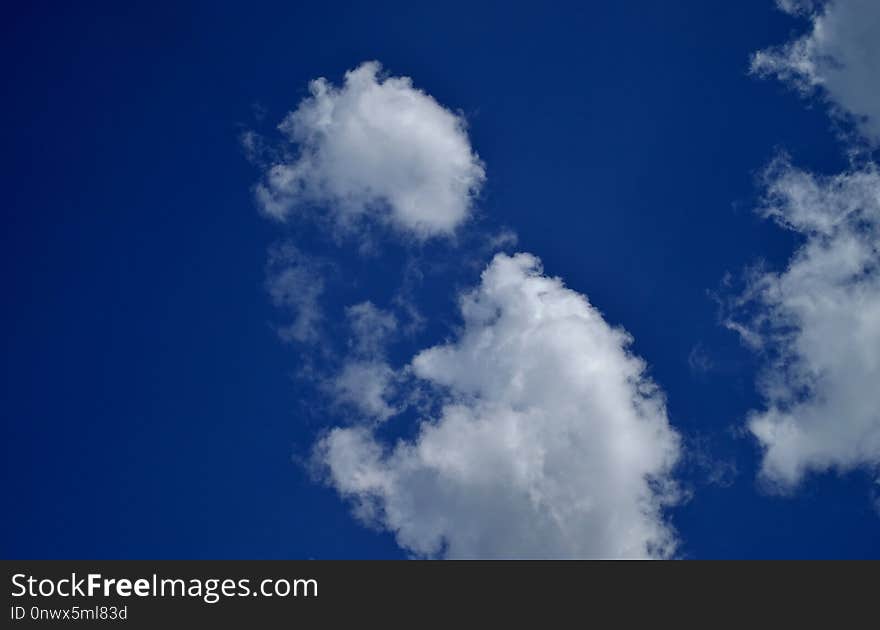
{"left": 751, "top": 0, "right": 880, "bottom": 144}
{"left": 316, "top": 253, "right": 682, "bottom": 559}
{"left": 255, "top": 61, "right": 485, "bottom": 238}
{"left": 729, "top": 158, "right": 880, "bottom": 489}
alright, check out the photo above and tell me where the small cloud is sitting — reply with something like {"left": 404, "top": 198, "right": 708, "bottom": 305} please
{"left": 484, "top": 228, "right": 518, "bottom": 251}
{"left": 323, "top": 360, "right": 399, "bottom": 423}
{"left": 253, "top": 61, "right": 486, "bottom": 239}
{"left": 265, "top": 243, "right": 327, "bottom": 344}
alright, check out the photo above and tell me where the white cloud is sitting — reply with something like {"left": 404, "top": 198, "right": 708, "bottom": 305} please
{"left": 728, "top": 157, "right": 880, "bottom": 489}
{"left": 322, "top": 302, "right": 401, "bottom": 422}
{"left": 316, "top": 253, "right": 682, "bottom": 559}
{"left": 751, "top": 0, "right": 880, "bottom": 144}
{"left": 265, "top": 244, "right": 325, "bottom": 344}
{"left": 255, "top": 61, "right": 485, "bottom": 238}
{"left": 325, "top": 360, "right": 399, "bottom": 422}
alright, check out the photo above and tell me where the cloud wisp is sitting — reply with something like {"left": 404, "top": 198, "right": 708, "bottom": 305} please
{"left": 265, "top": 243, "right": 327, "bottom": 344}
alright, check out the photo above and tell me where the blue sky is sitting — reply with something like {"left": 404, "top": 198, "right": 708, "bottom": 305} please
{"left": 3, "top": 0, "right": 879, "bottom": 558}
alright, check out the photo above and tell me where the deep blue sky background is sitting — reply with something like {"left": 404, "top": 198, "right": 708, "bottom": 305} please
{"left": 3, "top": 0, "right": 877, "bottom": 559}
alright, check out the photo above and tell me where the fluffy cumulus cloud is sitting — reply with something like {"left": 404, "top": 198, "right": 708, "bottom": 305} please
{"left": 751, "top": 0, "right": 880, "bottom": 144}
{"left": 316, "top": 253, "right": 682, "bottom": 559}
{"left": 729, "top": 157, "right": 880, "bottom": 489}
{"left": 255, "top": 61, "right": 485, "bottom": 238}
